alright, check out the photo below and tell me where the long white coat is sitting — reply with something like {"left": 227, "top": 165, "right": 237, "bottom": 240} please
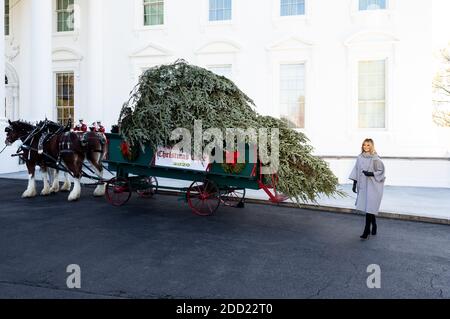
{"left": 349, "top": 153, "right": 386, "bottom": 215}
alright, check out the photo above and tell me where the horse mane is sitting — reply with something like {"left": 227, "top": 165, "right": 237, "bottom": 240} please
{"left": 12, "top": 120, "right": 36, "bottom": 131}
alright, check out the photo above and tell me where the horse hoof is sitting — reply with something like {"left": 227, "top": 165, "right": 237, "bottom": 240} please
{"left": 50, "top": 187, "right": 59, "bottom": 194}
{"left": 61, "top": 184, "right": 71, "bottom": 192}
{"left": 68, "top": 193, "right": 81, "bottom": 202}
{"left": 93, "top": 190, "right": 105, "bottom": 197}
{"left": 22, "top": 191, "right": 37, "bottom": 198}
{"left": 41, "top": 189, "right": 51, "bottom": 196}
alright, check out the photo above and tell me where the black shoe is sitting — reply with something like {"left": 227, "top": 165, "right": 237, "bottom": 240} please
{"left": 360, "top": 232, "right": 370, "bottom": 240}
{"left": 371, "top": 224, "right": 377, "bottom": 236}
{"left": 360, "top": 214, "right": 371, "bottom": 240}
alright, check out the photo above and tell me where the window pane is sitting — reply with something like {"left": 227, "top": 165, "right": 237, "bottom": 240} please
{"left": 209, "top": 0, "right": 232, "bottom": 21}
{"left": 280, "top": 64, "right": 305, "bottom": 129}
{"left": 359, "top": 0, "right": 386, "bottom": 10}
{"left": 144, "top": 4, "right": 151, "bottom": 15}
{"left": 4, "top": 0, "right": 9, "bottom": 36}
{"left": 56, "top": 0, "right": 74, "bottom": 32}
{"left": 56, "top": 72, "right": 75, "bottom": 126}
{"left": 210, "top": 0, "right": 216, "bottom": 10}
{"left": 224, "top": 9, "right": 231, "bottom": 20}
{"left": 208, "top": 65, "right": 232, "bottom": 80}
{"left": 281, "top": 0, "right": 305, "bottom": 16}
{"left": 358, "top": 61, "right": 386, "bottom": 128}
{"left": 216, "top": 10, "right": 224, "bottom": 20}
{"left": 359, "top": 102, "right": 385, "bottom": 128}
{"left": 144, "top": 0, "right": 164, "bottom": 25}
{"left": 209, "top": 10, "right": 216, "bottom": 21}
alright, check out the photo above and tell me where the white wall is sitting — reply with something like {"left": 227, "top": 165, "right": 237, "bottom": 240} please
{"left": 2, "top": 0, "right": 449, "bottom": 187}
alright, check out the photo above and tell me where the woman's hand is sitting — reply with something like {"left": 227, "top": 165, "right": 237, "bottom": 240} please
{"left": 363, "top": 170, "right": 375, "bottom": 177}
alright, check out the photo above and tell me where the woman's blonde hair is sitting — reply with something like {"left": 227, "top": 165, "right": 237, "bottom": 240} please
{"left": 361, "top": 138, "right": 377, "bottom": 155}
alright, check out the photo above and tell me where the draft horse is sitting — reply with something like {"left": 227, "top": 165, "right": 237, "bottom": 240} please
{"left": 4, "top": 120, "right": 107, "bottom": 201}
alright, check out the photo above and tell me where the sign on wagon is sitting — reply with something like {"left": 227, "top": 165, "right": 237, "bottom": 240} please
{"left": 155, "top": 146, "right": 209, "bottom": 172}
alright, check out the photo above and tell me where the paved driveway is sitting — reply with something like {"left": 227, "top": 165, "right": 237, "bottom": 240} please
{"left": 0, "top": 178, "right": 448, "bottom": 299}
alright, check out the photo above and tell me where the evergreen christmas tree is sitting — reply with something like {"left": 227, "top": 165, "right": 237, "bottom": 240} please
{"left": 119, "top": 60, "right": 344, "bottom": 203}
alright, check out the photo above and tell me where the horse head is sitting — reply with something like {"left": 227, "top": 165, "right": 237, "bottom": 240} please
{"left": 4, "top": 120, "right": 35, "bottom": 146}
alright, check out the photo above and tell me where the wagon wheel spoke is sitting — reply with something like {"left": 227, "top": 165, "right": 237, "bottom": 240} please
{"left": 221, "top": 188, "right": 246, "bottom": 208}
{"left": 193, "top": 185, "right": 202, "bottom": 194}
{"left": 187, "top": 180, "right": 220, "bottom": 216}
{"left": 136, "top": 176, "right": 158, "bottom": 198}
{"left": 205, "top": 199, "right": 213, "bottom": 213}
{"left": 193, "top": 199, "right": 202, "bottom": 208}
{"left": 106, "top": 177, "right": 132, "bottom": 207}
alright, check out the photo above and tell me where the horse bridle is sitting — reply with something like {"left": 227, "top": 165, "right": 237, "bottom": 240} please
{"left": 4, "top": 125, "right": 32, "bottom": 145}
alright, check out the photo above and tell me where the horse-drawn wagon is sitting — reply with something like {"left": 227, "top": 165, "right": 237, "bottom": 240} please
{"left": 104, "top": 133, "right": 288, "bottom": 216}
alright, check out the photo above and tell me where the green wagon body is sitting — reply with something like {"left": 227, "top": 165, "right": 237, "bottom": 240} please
{"left": 105, "top": 133, "right": 261, "bottom": 190}
{"left": 104, "top": 133, "right": 286, "bottom": 215}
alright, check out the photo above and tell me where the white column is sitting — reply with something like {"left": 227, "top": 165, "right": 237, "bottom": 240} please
{"left": 0, "top": 0, "right": 5, "bottom": 121}
{"left": 31, "top": 0, "right": 53, "bottom": 121}
{"left": 87, "top": 0, "right": 104, "bottom": 124}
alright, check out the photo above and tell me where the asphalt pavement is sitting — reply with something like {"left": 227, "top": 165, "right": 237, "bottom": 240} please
{"left": 0, "top": 178, "right": 449, "bottom": 299}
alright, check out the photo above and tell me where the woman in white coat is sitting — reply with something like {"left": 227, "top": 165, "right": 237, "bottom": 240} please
{"left": 349, "top": 139, "right": 386, "bottom": 240}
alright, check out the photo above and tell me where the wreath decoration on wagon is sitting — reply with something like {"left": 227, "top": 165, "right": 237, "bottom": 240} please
{"left": 221, "top": 150, "right": 246, "bottom": 175}
{"left": 120, "top": 141, "right": 140, "bottom": 162}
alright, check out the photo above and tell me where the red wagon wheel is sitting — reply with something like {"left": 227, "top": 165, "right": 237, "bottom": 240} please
{"left": 136, "top": 176, "right": 158, "bottom": 198}
{"left": 187, "top": 180, "right": 220, "bottom": 216}
{"left": 220, "top": 188, "right": 246, "bottom": 208}
{"left": 105, "top": 177, "right": 132, "bottom": 207}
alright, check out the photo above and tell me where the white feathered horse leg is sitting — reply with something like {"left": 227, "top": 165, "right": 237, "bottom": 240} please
{"left": 93, "top": 170, "right": 106, "bottom": 197}
{"left": 61, "top": 172, "right": 71, "bottom": 192}
{"left": 40, "top": 168, "right": 51, "bottom": 196}
{"left": 22, "top": 164, "right": 37, "bottom": 198}
{"left": 49, "top": 168, "right": 60, "bottom": 193}
{"left": 68, "top": 177, "right": 82, "bottom": 202}
{"left": 92, "top": 152, "right": 106, "bottom": 197}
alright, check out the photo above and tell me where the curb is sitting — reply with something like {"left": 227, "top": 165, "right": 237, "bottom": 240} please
{"left": 157, "top": 190, "right": 450, "bottom": 226}
{"left": 0, "top": 178, "right": 448, "bottom": 226}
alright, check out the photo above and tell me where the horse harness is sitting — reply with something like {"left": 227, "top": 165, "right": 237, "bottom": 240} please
{"left": 17, "top": 121, "right": 69, "bottom": 164}
{"left": 38, "top": 121, "right": 69, "bottom": 155}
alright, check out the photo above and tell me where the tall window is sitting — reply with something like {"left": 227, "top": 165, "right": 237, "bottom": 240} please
{"left": 56, "top": 72, "right": 74, "bottom": 126}
{"left": 208, "top": 65, "right": 232, "bottom": 80}
{"left": 56, "top": 0, "right": 74, "bottom": 32}
{"left": 209, "top": 0, "right": 232, "bottom": 21}
{"left": 359, "top": 0, "right": 386, "bottom": 10}
{"left": 5, "top": 0, "right": 9, "bottom": 36}
{"left": 280, "top": 0, "right": 305, "bottom": 16}
{"left": 280, "top": 64, "right": 305, "bottom": 129}
{"left": 358, "top": 60, "right": 386, "bottom": 128}
{"left": 144, "top": 0, "right": 164, "bottom": 26}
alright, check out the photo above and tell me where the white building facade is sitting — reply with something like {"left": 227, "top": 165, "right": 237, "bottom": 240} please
{"left": 0, "top": 0, "right": 449, "bottom": 187}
